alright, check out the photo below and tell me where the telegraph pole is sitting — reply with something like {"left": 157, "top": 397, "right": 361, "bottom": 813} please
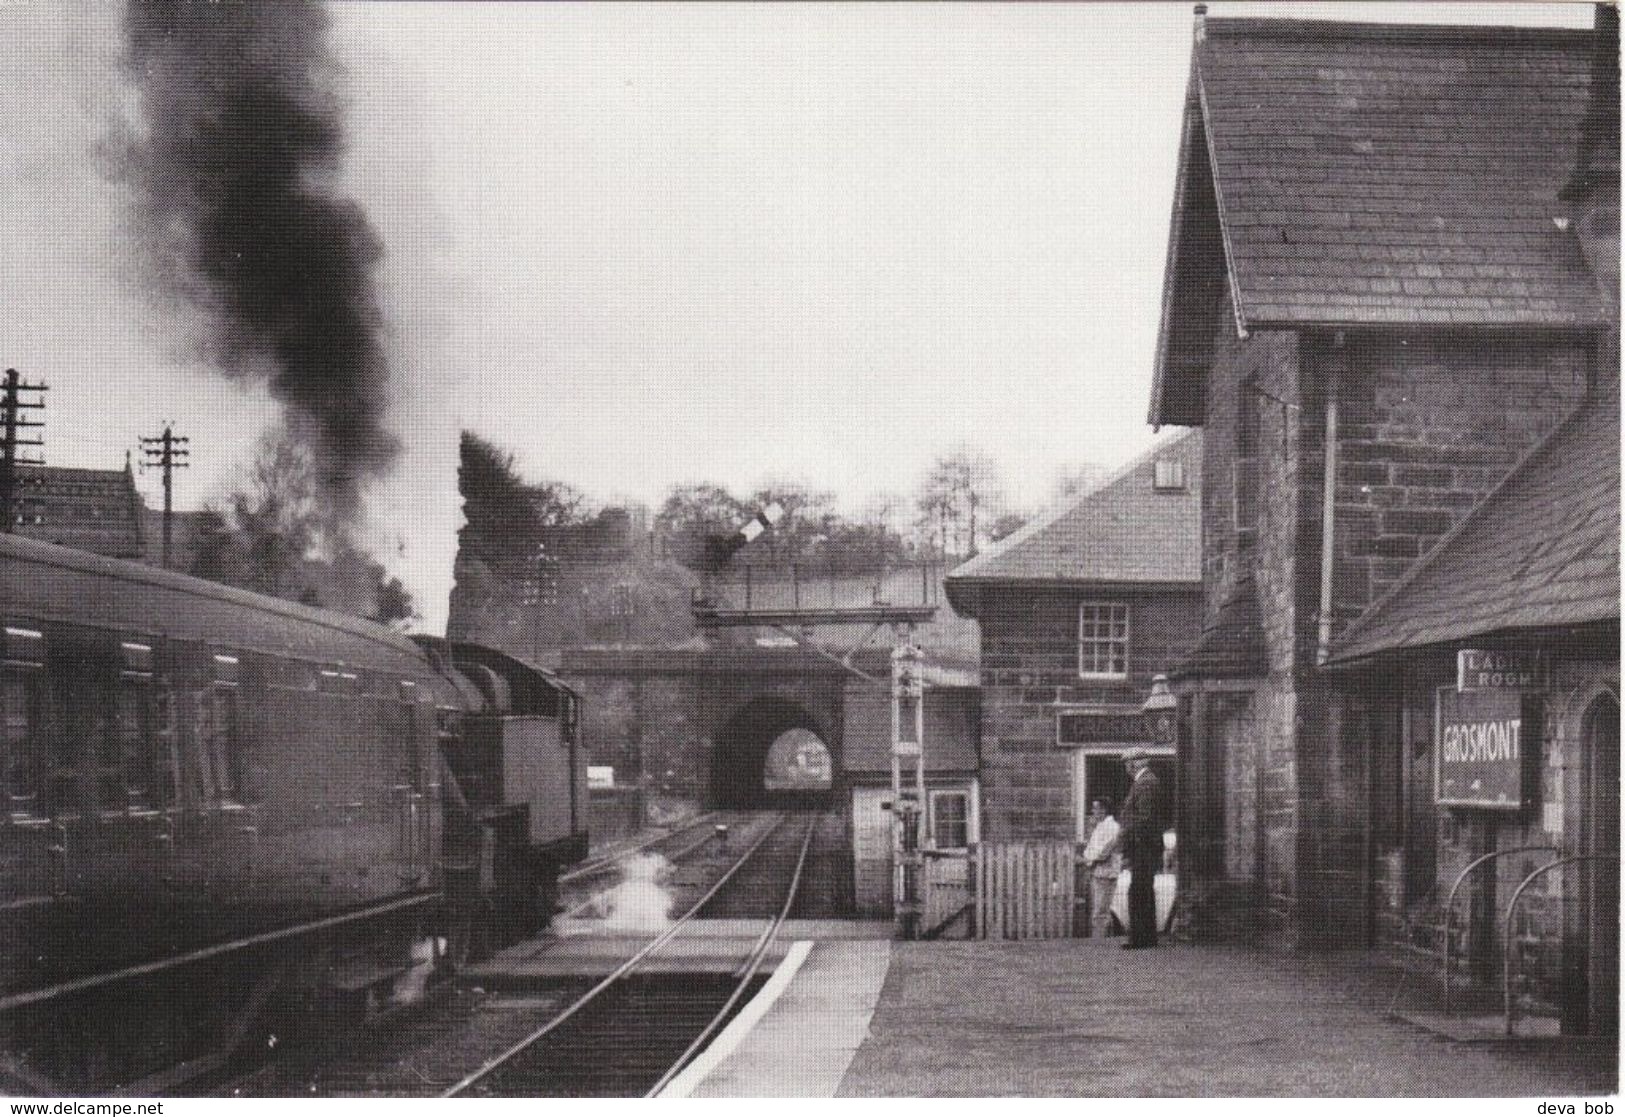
{"left": 0, "top": 369, "right": 47, "bottom": 533}
{"left": 139, "top": 425, "right": 189, "bottom": 568}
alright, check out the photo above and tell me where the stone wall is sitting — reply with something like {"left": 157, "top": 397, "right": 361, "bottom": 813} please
{"left": 1361, "top": 652, "right": 1620, "bottom": 1020}
{"left": 976, "top": 584, "right": 1201, "bottom": 840}
{"left": 1193, "top": 312, "right": 1305, "bottom": 937}
{"left": 1191, "top": 309, "right": 1600, "bottom": 946}
{"left": 1325, "top": 333, "right": 1591, "bottom": 621}
{"left": 561, "top": 650, "right": 852, "bottom": 817}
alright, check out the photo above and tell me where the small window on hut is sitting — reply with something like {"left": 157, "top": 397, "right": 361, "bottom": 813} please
{"left": 930, "top": 790, "right": 971, "bottom": 850}
{"left": 1153, "top": 459, "right": 1186, "bottom": 491}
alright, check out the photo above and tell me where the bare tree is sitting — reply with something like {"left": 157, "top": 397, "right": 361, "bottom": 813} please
{"left": 189, "top": 433, "right": 416, "bottom": 626}
{"left": 914, "top": 445, "right": 1006, "bottom": 559}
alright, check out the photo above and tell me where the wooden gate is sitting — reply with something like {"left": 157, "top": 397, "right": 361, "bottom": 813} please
{"left": 974, "top": 841, "right": 1075, "bottom": 940}
{"left": 922, "top": 851, "right": 974, "bottom": 939}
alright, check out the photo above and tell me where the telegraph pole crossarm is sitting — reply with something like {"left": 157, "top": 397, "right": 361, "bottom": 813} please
{"left": 0, "top": 369, "right": 48, "bottom": 534}
{"left": 139, "top": 425, "right": 189, "bottom": 568}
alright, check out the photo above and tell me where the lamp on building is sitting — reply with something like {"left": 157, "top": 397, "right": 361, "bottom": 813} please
{"left": 1142, "top": 673, "right": 1177, "bottom": 746}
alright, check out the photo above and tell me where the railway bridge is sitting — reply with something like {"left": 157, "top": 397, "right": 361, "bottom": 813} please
{"left": 558, "top": 643, "right": 980, "bottom": 917}
{"left": 560, "top": 645, "right": 884, "bottom": 810}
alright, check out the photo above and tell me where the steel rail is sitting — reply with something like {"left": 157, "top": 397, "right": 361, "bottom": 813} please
{"left": 559, "top": 827, "right": 727, "bottom": 921}
{"left": 645, "top": 813, "right": 817, "bottom": 1097}
{"left": 440, "top": 811, "right": 792, "bottom": 1097}
{"left": 559, "top": 812, "right": 724, "bottom": 884}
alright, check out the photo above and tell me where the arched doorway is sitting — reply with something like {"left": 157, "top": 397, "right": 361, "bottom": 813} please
{"left": 1579, "top": 690, "right": 1619, "bottom": 1036}
{"left": 711, "top": 696, "right": 836, "bottom": 808}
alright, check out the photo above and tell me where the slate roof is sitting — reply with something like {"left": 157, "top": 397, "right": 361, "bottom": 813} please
{"left": 1151, "top": 14, "right": 1615, "bottom": 426}
{"left": 1172, "top": 572, "right": 1266, "bottom": 680}
{"left": 1330, "top": 383, "right": 1620, "bottom": 664}
{"left": 945, "top": 430, "right": 1201, "bottom": 616}
{"left": 1198, "top": 16, "right": 1611, "bottom": 330}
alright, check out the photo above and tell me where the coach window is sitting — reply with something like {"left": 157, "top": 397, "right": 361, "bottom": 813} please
{"left": 205, "top": 654, "right": 246, "bottom": 805}
{"left": 3, "top": 627, "right": 48, "bottom": 819}
{"left": 113, "top": 642, "right": 169, "bottom": 813}
{"left": 2, "top": 666, "right": 46, "bottom": 819}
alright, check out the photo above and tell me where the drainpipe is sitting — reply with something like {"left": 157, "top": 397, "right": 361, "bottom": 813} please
{"left": 1316, "top": 332, "right": 1345, "bottom": 666}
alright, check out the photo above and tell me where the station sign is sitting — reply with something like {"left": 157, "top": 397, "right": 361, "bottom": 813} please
{"left": 1057, "top": 707, "right": 1148, "bottom": 747}
{"left": 1457, "top": 648, "right": 1542, "bottom": 692}
{"left": 1436, "top": 688, "right": 1536, "bottom": 810}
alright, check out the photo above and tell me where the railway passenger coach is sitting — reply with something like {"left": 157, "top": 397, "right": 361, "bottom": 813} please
{"left": 0, "top": 534, "right": 588, "bottom": 1092}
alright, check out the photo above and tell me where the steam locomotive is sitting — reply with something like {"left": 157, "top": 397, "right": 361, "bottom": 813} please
{"left": 0, "top": 533, "right": 588, "bottom": 1092}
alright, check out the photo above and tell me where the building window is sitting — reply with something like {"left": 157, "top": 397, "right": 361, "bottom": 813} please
{"left": 1078, "top": 603, "right": 1129, "bottom": 679}
{"left": 1153, "top": 459, "right": 1186, "bottom": 491}
{"left": 930, "top": 789, "right": 970, "bottom": 850}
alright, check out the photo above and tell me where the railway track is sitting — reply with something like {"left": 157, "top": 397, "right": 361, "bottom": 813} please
{"left": 559, "top": 811, "right": 727, "bottom": 887}
{"left": 219, "top": 809, "right": 827, "bottom": 1098}
{"left": 445, "top": 811, "right": 819, "bottom": 1098}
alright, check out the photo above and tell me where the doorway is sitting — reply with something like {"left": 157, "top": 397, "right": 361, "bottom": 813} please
{"left": 1580, "top": 690, "right": 1619, "bottom": 1036}
{"left": 1073, "top": 749, "right": 1174, "bottom": 841}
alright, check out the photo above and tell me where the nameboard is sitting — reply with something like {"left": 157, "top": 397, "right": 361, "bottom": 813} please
{"left": 1436, "top": 687, "right": 1538, "bottom": 810}
{"left": 1056, "top": 707, "right": 1148, "bottom": 746}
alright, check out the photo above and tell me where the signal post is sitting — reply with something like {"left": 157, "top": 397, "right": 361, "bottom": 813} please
{"left": 890, "top": 639, "right": 926, "bottom": 940}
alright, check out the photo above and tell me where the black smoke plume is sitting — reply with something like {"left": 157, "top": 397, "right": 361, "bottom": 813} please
{"left": 123, "top": 0, "right": 397, "bottom": 526}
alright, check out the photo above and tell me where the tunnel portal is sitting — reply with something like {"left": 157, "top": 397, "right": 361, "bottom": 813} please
{"left": 711, "top": 696, "right": 837, "bottom": 809}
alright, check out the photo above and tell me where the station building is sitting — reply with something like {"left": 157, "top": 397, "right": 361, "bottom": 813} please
{"left": 945, "top": 430, "right": 1203, "bottom": 842}
{"left": 1147, "top": 6, "right": 1618, "bottom": 1033}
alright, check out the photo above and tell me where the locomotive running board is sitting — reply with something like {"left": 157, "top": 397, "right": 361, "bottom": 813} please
{"left": 0, "top": 891, "right": 438, "bottom": 1014}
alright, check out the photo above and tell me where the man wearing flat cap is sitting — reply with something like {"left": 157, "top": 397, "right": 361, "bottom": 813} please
{"left": 1118, "top": 747, "right": 1168, "bottom": 949}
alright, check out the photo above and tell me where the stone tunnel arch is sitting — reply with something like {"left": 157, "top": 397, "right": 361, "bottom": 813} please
{"left": 711, "top": 695, "right": 837, "bottom": 809}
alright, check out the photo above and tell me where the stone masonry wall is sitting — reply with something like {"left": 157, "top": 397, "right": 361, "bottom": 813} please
{"left": 1194, "top": 312, "right": 1304, "bottom": 938}
{"left": 563, "top": 656, "right": 849, "bottom": 820}
{"left": 1324, "top": 333, "right": 1592, "bottom": 626}
{"left": 1376, "top": 653, "right": 1619, "bottom": 1017}
{"left": 1291, "top": 332, "right": 1594, "bottom": 946}
{"left": 977, "top": 585, "right": 1201, "bottom": 841}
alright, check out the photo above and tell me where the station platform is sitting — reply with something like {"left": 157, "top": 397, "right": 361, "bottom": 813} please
{"left": 668, "top": 936, "right": 1617, "bottom": 1098}
{"left": 461, "top": 920, "right": 893, "bottom": 984}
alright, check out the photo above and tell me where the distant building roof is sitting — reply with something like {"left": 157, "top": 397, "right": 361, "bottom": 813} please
{"left": 945, "top": 430, "right": 1202, "bottom": 617}
{"left": 1152, "top": 14, "right": 1614, "bottom": 425}
{"left": 11, "top": 465, "right": 146, "bottom": 560}
{"left": 1330, "top": 383, "right": 1620, "bottom": 664}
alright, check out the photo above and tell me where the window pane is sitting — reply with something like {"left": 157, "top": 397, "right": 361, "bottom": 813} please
{"left": 1079, "top": 603, "right": 1129, "bottom": 677}
{"left": 933, "top": 793, "right": 969, "bottom": 848}
{"left": 3, "top": 673, "right": 42, "bottom": 810}
{"left": 208, "top": 688, "right": 243, "bottom": 803}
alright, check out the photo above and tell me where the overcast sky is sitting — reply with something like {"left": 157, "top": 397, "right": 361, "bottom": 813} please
{"left": 0, "top": 1, "right": 1593, "bottom": 624}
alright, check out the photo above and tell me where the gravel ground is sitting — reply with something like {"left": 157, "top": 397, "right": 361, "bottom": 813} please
{"left": 836, "top": 938, "right": 1617, "bottom": 1097}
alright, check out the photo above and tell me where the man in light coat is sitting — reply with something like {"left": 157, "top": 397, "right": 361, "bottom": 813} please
{"left": 1079, "top": 799, "right": 1121, "bottom": 938}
